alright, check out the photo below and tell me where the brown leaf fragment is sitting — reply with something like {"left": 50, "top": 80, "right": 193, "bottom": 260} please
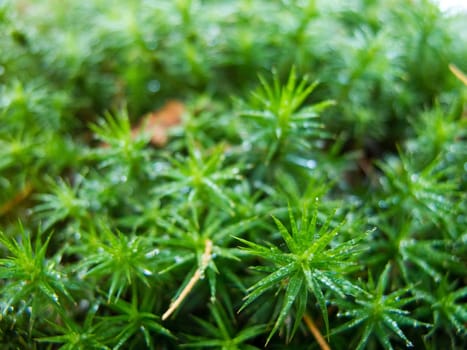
{"left": 132, "top": 100, "right": 185, "bottom": 147}
{"left": 0, "top": 182, "right": 33, "bottom": 216}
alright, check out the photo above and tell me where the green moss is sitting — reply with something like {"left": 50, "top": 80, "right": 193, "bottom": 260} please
{"left": 1, "top": 0, "right": 466, "bottom": 349}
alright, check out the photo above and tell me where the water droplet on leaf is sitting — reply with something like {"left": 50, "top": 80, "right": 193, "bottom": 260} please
{"left": 147, "top": 80, "right": 161, "bottom": 93}
{"left": 378, "top": 200, "right": 388, "bottom": 209}
{"left": 145, "top": 248, "right": 160, "bottom": 258}
{"left": 51, "top": 293, "right": 59, "bottom": 303}
{"left": 142, "top": 269, "right": 153, "bottom": 276}
{"left": 306, "top": 159, "right": 317, "bottom": 169}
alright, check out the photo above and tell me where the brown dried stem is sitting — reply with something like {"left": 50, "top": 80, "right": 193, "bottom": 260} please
{"left": 303, "top": 312, "right": 331, "bottom": 350}
{"left": 162, "top": 239, "right": 213, "bottom": 320}
{"left": 449, "top": 64, "right": 467, "bottom": 86}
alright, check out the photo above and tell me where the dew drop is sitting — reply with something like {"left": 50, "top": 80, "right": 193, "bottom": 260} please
{"left": 147, "top": 80, "right": 161, "bottom": 93}
{"left": 427, "top": 202, "right": 438, "bottom": 211}
{"left": 378, "top": 200, "right": 388, "bottom": 209}
{"left": 174, "top": 256, "right": 182, "bottom": 263}
{"left": 145, "top": 248, "right": 160, "bottom": 258}
{"left": 315, "top": 140, "right": 325, "bottom": 148}
{"left": 205, "top": 25, "right": 220, "bottom": 46}
{"left": 306, "top": 159, "right": 317, "bottom": 169}
{"left": 51, "top": 293, "right": 59, "bottom": 303}
{"left": 243, "top": 142, "right": 252, "bottom": 151}
{"left": 77, "top": 270, "right": 86, "bottom": 280}
{"left": 142, "top": 269, "right": 153, "bottom": 276}
{"left": 79, "top": 299, "right": 90, "bottom": 310}
{"left": 152, "top": 162, "right": 166, "bottom": 172}
{"left": 109, "top": 173, "right": 121, "bottom": 184}
{"left": 410, "top": 174, "right": 419, "bottom": 183}
{"left": 275, "top": 127, "right": 283, "bottom": 139}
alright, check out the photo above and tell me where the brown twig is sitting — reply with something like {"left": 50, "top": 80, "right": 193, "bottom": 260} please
{"left": 162, "top": 239, "right": 213, "bottom": 320}
{"left": 0, "top": 182, "right": 33, "bottom": 216}
{"left": 303, "top": 312, "right": 331, "bottom": 350}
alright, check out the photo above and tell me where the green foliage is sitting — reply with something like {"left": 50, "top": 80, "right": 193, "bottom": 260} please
{"left": 183, "top": 301, "right": 265, "bottom": 350}
{"left": 415, "top": 277, "right": 467, "bottom": 338}
{"left": 156, "top": 141, "right": 243, "bottom": 215}
{"left": 240, "top": 67, "right": 334, "bottom": 164}
{"left": 77, "top": 226, "right": 156, "bottom": 302}
{"left": 332, "top": 264, "right": 428, "bottom": 350}
{"left": 367, "top": 219, "right": 464, "bottom": 282}
{"left": 1, "top": 0, "right": 466, "bottom": 349}
{"left": 100, "top": 289, "right": 173, "bottom": 349}
{"left": 37, "top": 303, "right": 108, "bottom": 350}
{"left": 34, "top": 177, "right": 89, "bottom": 230}
{"left": 377, "top": 150, "right": 461, "bottom": 237}
{"left": 0, "top": 229, "right": 72, "bottom": 324}
{"left": 238, "top": 203, "right": 363, "bottom": 343}
{"left": 89, "top": 109, "right": 151, "bottom": 176}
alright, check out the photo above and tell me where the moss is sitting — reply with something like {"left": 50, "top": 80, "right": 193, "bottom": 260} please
{"left": 0, "top": 0, "right": 466, "bottom": 349}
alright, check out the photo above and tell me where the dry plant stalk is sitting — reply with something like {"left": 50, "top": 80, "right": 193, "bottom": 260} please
{"left": 162, "top": 239, "right": 213, "bottom": 320}
{"left": 303, "top": 312, "right": 331, "bottom": 350}
{"left": 449, "top": 64, "right": 467, "bottom": 86}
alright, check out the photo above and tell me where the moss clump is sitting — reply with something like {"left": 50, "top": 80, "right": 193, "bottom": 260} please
{"left": 1, "top": 1, "right": 466, "bottom": 349}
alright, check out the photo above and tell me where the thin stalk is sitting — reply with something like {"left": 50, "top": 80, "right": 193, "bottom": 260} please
{"left": 449, "top": 64, "right": 467, "bottom": 85}
{"left": 303, "top": 312, "right": 331, "bottom": 350}
{"left": 162, "top": 239, "right": 213, "bottom": 320}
